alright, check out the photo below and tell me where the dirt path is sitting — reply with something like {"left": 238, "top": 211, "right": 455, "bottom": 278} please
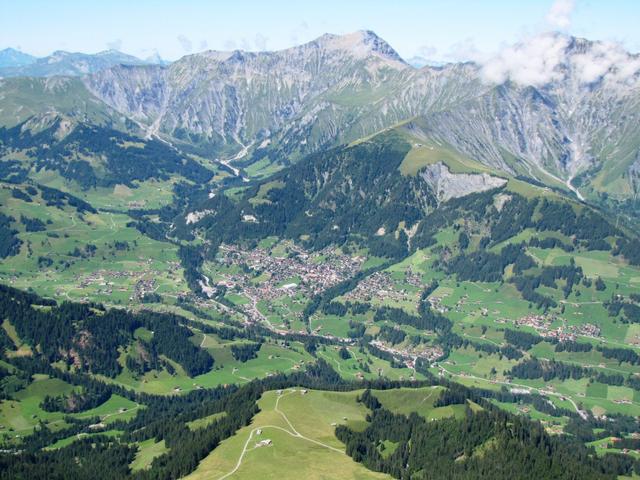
{"left": 215, "top": 390, "right": 344, "bottom": 479}
{"left": 274, "top": 391, "right": 344, "bottom": 453}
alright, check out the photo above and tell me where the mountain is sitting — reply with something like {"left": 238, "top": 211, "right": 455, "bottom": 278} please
{"left": 415, "top": 35, "right": 640, "bottom": 205}
{"left": 0, "top": 76, "right": 130, "bottom": 128}
{"left": 0, "top": 49, "right": 150, "bottom": 77}
{"left": 79, "top": 32, "right": 640, "bottom": 208}
{"left": 1, "top": 31, "right": 640, "bottom": 217}
{"left": 3, "top": 30, "right": 640, "bottom": 480}
{"left": 165, "top": 122, "right": 634, "bottom": 268}
{"left": 83, "top": 30, "right": 419, "bottom": 155}
{"left": 0, "top": 48, "right": 36, "bottom": 68}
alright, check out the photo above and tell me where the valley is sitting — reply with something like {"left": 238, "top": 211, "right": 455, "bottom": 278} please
{"left": 1, "top": 17, "right": 640, "bottom": 480}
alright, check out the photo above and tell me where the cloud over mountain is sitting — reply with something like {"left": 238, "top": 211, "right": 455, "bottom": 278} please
{"left": 479, "top": 32, "right": 640, "bottom": 88}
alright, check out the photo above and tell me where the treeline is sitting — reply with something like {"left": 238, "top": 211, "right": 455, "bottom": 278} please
{"left": 511, "top": 261, "right": 584, "bottom": 310}
{"left": 614, "top": 238, "right": 640, "bottom": 265}
{"left": 503, "top": 328, "right": 543, "bottom": 350}
{"left": 555, "top": 341, "right": 593, "bottom": 352}
{"left": 20, "top": 215, "right": 47, "bottom": 232}
{"left": 528, "top": 236, "right": 574, "bottom": 252}
{"left": 0, "top": 159, "right": 29, "bottom": 183}
{"left": 336, "top": 389, "right": 630, "bottom": 479}
{"left": 597, "top": 346, "right": 640, "bottom": 366}
{"left": 230, "top": 342, "right": 262, "bottom": 362}
{"left": 375, "top": 302, "right": 452, "bottom": 335}
{"left": 507, "top": 357, "right": 640, "bottom": 391}
{"left": 0, "top": 212, "right": 21, "bottom": 258}
{"left": 0, "top": 284, "right": 212, "bottom": 378}
{"left": 605, "top": 297, "right": 640, "bottom": 324}
{"left": 303, "top": 261, "right": 392, "bottom": 323}
{"left": 447, "top": 242, "right": 535, "bottom": 282}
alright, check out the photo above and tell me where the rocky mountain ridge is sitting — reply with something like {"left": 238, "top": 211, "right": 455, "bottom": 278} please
{"left": 1, "top": 31, "right": 640, "bottom": 208}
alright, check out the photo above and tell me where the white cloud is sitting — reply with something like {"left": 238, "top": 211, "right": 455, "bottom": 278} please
{"left": 480, "top": 33, "right": 569, "bottom": 86}
{"left": 254, "top": 33, "right": 268, "bottom": 51}
{"left": 177, "top": 34, "right": 192, "bottom": 53}
{"left": 417, "top": 45, "right": 438, "bottom": 58}
{"left": 106, "top": 39, "right": 123, "bottom": 51}
{"left": 570, "top": 41, "right": 640, "bottom": 86}
{"left": 199, "top": 39, "right": 208, "bottom": 51}
{"left": 546, "top": 0, "right": 575, "bottom": 29}
{"left": 445, "top": 37, "right": 481, "bottom": 62}
{"left": 480, "top": 32, "right": 640, "bottom": 88}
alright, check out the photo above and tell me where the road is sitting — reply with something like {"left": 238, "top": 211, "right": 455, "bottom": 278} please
{"left": 437, "top": 364, "right": 589, "bottom": 420}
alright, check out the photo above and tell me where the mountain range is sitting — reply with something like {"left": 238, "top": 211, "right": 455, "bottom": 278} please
{"left": 0, "top": 47, "right": 165, "bottom": 77}
{"left": 4, "top": 27, "right": 640, "bottom": 480}
{"left": 1, "top": 30, "right": 639, "bottom": 215}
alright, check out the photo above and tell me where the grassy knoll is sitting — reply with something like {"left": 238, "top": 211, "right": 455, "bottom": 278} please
{"left": 186, "top": 389, "right": 389, "bottom": 480}
{"left": 399, "top": 140, "right": 491, "bottom": 176}
{"left": 101, "top": 339, "right": 314, "bottom": 395}
{"left": 130, "top": 438, "right": 169, "bottom": 471}
{"left": 187, "top": 412, "right": 227, "bottom": 430}
{"left": 46, "top": 429, "right": 123, "bottom": 450}
{"left": 29, "top": 169, "right": 178, "bottom": 210}
{"left": 373, "top": 386, "right": 469, "bottom": 420}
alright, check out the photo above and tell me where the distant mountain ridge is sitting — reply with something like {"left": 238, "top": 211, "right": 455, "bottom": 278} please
{"left": 0, "top": 48, "right": 37, "bottom": 68}
{"left": 0, "top": 48, "right": 164, "bottom": 77}
{"left": 1, "top": 30, "right": 640, "bottom": 215}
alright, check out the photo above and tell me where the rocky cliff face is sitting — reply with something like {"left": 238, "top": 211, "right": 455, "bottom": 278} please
{"left": 419, "top": 162, "right": 507, "bottom": 202}
{"left": 83, "top": 31, "right": 483, "bottom": 157}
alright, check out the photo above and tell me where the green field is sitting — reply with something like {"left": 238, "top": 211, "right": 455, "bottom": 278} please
{"left": 186, "top": 389, "right": 390, "bottom": 480}
{"left": 373, "top": 386, "right": 471, "bottom": 420}
{"left": 0, "top": 184, "right": 189, "bottom": 306}
{"left": 0, "top": 374, "right": 139, "bottom": 440}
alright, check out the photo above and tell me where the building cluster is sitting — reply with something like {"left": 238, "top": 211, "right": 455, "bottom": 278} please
{"left": 214, "top": 243, "right": 364, "bottom": 324}
{"left": 344, "top": 271, "right": 415, "bottom": 305}
{"left": 514, "top": 314, "right": 600, "bottom": 341}
{"left": 428, "top": 294, "right": 450, "bottom": 314}
{"left": 515, "top": 314, "right": 551, "bottom": 331}
{"left": 134, "top": 278, "right": 157, "bottom": 300}
{"left": 369, "top": 339, "right": 444, "bottom": 367}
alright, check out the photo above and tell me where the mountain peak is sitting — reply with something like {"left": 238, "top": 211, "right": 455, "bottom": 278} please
{"left": 312, "top": 30, "right": 406, "bottom": 64}
{"left": 0, "top": 47, "right": 37, "bottom": 68}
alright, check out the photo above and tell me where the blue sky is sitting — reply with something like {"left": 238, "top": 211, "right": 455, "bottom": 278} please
{"left": 1, "top": 0, "right": 639, "bottom": 60}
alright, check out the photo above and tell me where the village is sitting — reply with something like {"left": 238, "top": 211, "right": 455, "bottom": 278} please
{"left": 514, "top": 313, "right": 601, "bottom": 342}
{"left": 209, "top": 243, "right": 365, "bottom": 323}
{"left": 343, "top": 270, "right": 420, "bottom": 306}
{"left": 369, "top": 339, "right": 444, "bottom": 367}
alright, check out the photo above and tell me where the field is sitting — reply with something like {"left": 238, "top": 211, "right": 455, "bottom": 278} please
{"left": 187, "top": 385, "right": 476, "bottom": 480}
{"left": 186, "top": 389, "right": 390, "bottom": 480}
{"left": 373, "top": 386, "right": 471, "bottom": 420}
{"left": 0, "top": 184, "right": 189, "bottom": 306}
{"left": 0, "top": 374, "right": 139, "bottom": 441}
